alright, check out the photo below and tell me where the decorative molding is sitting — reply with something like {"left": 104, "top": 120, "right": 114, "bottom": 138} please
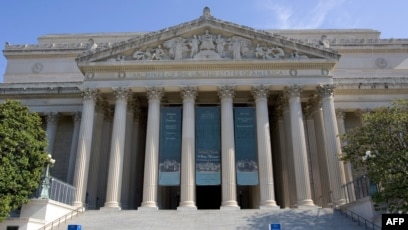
{"left": 289, "top": 69, "right": 297, "bottom": 76}
{"left": 31, "top": 63, "right": 43, "bottom": 74}
{"left": 251, "top": 85, "right": 269, "bottom": 99}
{"left": 113, "top": 87, "right": 131, "bottom": 101}
{"left": 46, "top": 112, "right": 59, "bottom": 123}
{"left": 180, "top": 86, "right": 198, "bottom": 100}
{"left": 317, "top": 84, "right": 335, "bottom": 97}
{"left": 81, "top": 88, "right": 99, "bottom": 101}
{"left": 284, "top": 84, "right": 303, "bottom": 98}
{"left": 146, "top": 87, "right": 164, "bottom": 101}
{"left": 217, "top": 85, "right": 235, "bottom": 99}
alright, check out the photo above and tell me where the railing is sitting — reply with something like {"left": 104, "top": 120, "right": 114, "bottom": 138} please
{"left": 342, "top": 175, "right": 378, "bottom": 204}
{"left": 337, "top": 207, "right": 381, "bottom": 230}
{"left": 38, "top": 206, "right": 85, "bottom": 230}
{"left": 32, "top": 176, "right": 76, "bottom": 205}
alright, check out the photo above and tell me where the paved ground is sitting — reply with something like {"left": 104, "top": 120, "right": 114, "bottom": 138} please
{"left": 62, "top": 208, "right": 367, "bottom": 230}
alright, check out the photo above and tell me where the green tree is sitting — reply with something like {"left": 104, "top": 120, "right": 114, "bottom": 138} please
{"left": 341, "top": 100, "right": 408, "bottom": 213}
{"left": 0, "top": 100, "right": 48, "bottom": 221}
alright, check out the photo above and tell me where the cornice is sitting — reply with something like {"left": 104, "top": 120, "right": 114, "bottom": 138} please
{"left": 78, "top": 59, "right": 337, "bottom": 73}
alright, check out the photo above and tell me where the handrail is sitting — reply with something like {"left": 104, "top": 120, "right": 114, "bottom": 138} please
{"left": 337, "top": 207, "right": 381, "bottom": 230}
{"left": 38, "top": 206, "right": 85, "bottom": 230}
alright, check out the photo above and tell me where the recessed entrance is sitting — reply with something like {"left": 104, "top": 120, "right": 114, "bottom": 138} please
{"left": 196, "top": 185, "right": 221, "bottom": 209}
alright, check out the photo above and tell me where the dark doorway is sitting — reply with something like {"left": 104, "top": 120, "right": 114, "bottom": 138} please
{"left": 196, "top": 185, "right": 221, "bottom": 209}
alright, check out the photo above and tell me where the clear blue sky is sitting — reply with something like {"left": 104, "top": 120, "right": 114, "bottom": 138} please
{"left": 1, "top": 0, "right": 408, "bottom": 82}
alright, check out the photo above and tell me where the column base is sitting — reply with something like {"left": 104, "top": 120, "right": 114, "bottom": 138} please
{"left": 259, "top": 200, "right": 280, "bottom": 209}
{"left": 138, "top": 201, "right": 159, "bottom": 211}
{"left": 103, "top": 201, "right": 121, "bottom": 209}
{"left": 72, "top": 201, "right": 84, "bottom": 208}
{"left": 220, "top": 201, "right": 240, "bottom": 210}
{"left": 177, "top": 201, "right": 197, "bottom": 210}
{"left": 297, "top": 199, "right": 317, "bottom": 209}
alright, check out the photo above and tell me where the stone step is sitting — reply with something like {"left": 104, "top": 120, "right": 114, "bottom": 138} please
{"left": 61, "top": 208, "right": 366, "bottom": 230}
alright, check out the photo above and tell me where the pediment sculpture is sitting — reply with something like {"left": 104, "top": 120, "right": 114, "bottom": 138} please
{"left": 106, "top": 30, "right": 310, "bottom": 62}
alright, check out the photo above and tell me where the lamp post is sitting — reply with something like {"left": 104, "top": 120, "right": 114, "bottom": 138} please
{"left": 39, "top": 154, "right": 56, "bottom": 199}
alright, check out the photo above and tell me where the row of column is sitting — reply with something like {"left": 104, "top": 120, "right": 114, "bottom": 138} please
{"left": 67, "top": 84, "right": 347, "bottom": 209}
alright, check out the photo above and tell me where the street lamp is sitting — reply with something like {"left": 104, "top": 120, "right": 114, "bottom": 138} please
{"left": 39, "top": 154, "right": 56, "bottom": 199}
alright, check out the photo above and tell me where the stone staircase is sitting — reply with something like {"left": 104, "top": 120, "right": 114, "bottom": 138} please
{"left": 58, "top": 208, "right": 367, "bottom": 230}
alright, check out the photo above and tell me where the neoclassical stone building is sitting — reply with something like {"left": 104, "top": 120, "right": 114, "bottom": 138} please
{"left": 2, "top": 7, "right": 408, "bottom": 212}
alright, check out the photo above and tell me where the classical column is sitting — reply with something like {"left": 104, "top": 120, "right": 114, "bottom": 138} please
{"left": 284, "top": 85, "right": 315, "bottom": 207}
{"left": 317, "top": 85, "right": 346, "bottom": 206}
{"left": 72, "top": 88, "right": 98, "bottom": 207}
{"left": 104, "top": 87, "right": 131, "bottom": 209}
{"left": 139, "top": 87, "right": 163, "bottom": 210}
{"left": 218, "top": 85, "right": 240, "bottom": 210}
{"left": 67, "top": 112, "right": 81, "bottom": 184}
{"left": 87, "top": 100, "right": 106, "bottom": 209}
{"left": 336, "top": 110, "right": 353, "bottom": 183}
{"left": 121, "top": 99, "right": 138, "bottom": 209}
{"left": 251, "top": 85, "right": 278, "bottom": 209}
{"left": 178, "top": 86, "right": 198, "bottom": 210}
{"left": 304, "top": 100, "right": 323, "bottom": 207}
{"left": 282, "top": 99, "right": 297, "bottom": 207}
{"left": 45, "top": 112, "right": 59, "bottom": 154}
{"left": 128, "top": 105, "right": 142, "bottom": 209}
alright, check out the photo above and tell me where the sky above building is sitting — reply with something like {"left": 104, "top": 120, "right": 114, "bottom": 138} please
{"left": 1, "top": 0, "right": 407, "bottom": 82}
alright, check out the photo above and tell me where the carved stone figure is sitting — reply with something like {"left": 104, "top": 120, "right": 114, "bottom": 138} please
{"left": 174, "top": 38, "right": 184, "bottom": 60}
{"left": 132, "top": 50, "right": 145, "bottom": 60}
{"left": 200, "top": 30, "right": 215, "bottom": 51}
{"left": 269, "top": 47, "right": 285, "bottom": 59}
{"left": 231, "top": 38, "right": 241, "bottom": 59}
{"left": 189, "top": 35, "right": 199, "bottom": 58}
{"left": 215, "top": 34, "right": 225, "bottom": 57}
{"left": 319, "top": 35, "right": 330, "bottom": 48}
{"left": 152, "top": 45, "right": 165, "bottom": 60}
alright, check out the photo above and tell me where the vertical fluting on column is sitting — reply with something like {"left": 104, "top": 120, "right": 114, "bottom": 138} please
{"left": 282, "top": 103, "right": 297, "bottom": 207}
{"left": 284, "top": 85, "right": 315, "bottom": 207}
{"left": 45, "top": 112, "right": 59, "bottom": 154}
{"left": 304, "top": 99, "right": 323, "bottom": 207}
{"left": 336, "top": 110, "right": 353, "bottom": 183}
{"left": 87, "top": 99, "right": 106, "bottom": 209}
{"left": 73, "top": 88, "right": 98, "bottom": 207}
{"left": 178, "top": 86, "right": 198, "bottom": 210}
{"left": 128, "top": 105, "right": 141, "bottom": 209}
{"left": 218, "top": 85, "right": 240, "bottom": 210}
{"left": 139, "top": 87, "right": 163, "bottom": 210}
{"left": 67, "top": 112, "right": 81, "bottom": 184}
{"left": 121, "top": 98, "right": 137, "bottom": 209}
{"left": 317, "top": 84, "right": 346, "bottom": 206}
{"left": 251, "top": 85, "right": 278, "bottom": 209}
{"left": 310, "top": 102, "right": 331, "bottom": 207}
{"left": 104, "top": 87, "right": 131, "bottom": 209}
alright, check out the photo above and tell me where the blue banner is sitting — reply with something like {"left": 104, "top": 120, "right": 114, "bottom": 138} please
{"left": 234, "top": 107, "right": 259, "bottom": 185}
{"left": 158, "top": 107, "right": 182, "bottom": 185}
{"left": 195, "top": 107, "right": 221, "bottom": 185}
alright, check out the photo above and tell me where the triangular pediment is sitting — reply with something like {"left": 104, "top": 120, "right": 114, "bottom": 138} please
{"left": 76, "top": 7, "right": 339, "bottom": 65}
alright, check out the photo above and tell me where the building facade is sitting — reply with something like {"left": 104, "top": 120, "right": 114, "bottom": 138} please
{"left": 2, "top": 7, "right": 408, "bottom": 211}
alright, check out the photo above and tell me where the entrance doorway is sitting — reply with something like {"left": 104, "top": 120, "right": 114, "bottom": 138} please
{"left": 196, "top": 186, "right": 221, "bottom": 209}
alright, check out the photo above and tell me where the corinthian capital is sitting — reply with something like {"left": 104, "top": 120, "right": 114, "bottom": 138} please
{"left": 46, "top": 112, "right": 59, "bottom": 123}
{"left": 81, "top": 88, "right": 99, "bottom": 101}
{"left": 317, "top": 84, "right": 335, "bottom": 97}
{"left": 284, "top": 84, "right": 302, "bottom": 98}
{"left": 180, "top": 86, "right": 197, "bottom": 100}
{"left": 217, "top": 85, "right": 235, "bottom": 99}
{"left": 113, "top": 87, "right": 131, "bottom": 101}
{"left": 251, "top": 85, "right": 270, "bottom": 99}
{"left": 146, "top": 87, "right": 164, "bottom": 101}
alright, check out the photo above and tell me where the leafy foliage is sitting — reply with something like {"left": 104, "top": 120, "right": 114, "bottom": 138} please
{"left": 0, "top": 100, "right": 48, "bottom": 221}
{"left": 341, "top": 100, "right": 408, "bottom": 213}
